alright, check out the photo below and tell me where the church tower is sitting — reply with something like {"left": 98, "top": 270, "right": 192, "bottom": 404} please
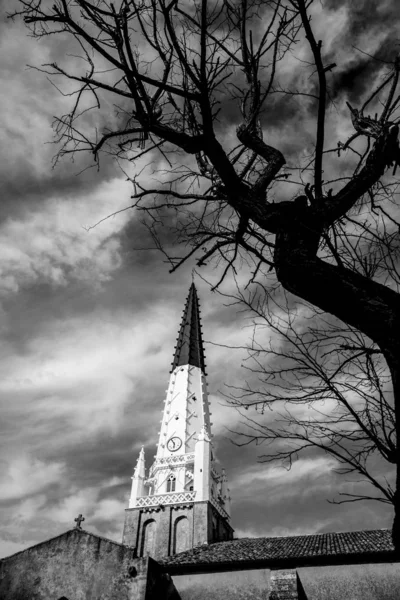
{"left": 122, "top": 284, "right": 234, "bottom": 559}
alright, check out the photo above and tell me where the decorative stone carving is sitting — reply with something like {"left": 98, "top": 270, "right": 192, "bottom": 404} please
{"left": 136, "top": 491, "right": 196, "bottom": 507}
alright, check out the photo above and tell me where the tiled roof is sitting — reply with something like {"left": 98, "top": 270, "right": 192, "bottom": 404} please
{"left": 161, "top": 529, "right": 395, "bottom": 570}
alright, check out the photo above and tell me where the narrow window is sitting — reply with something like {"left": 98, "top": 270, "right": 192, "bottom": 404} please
{"left": 167, "top": 474, "right": 176, "bottom": 492}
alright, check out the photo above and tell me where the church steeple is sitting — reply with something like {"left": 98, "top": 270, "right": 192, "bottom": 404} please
{"left": 123, "top": 285, "right": 234, "bottom": 559}
{"left": 171, "top": 283, "right": 206, "bottom": 373}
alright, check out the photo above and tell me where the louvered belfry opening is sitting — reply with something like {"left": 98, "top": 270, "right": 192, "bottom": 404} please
{"left": 171, "top": 283, "right": 206, "bottom": 374}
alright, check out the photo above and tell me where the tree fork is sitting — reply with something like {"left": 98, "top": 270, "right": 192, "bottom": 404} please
{"left": 274, "top": 221, "right": 400, "bottom": 357}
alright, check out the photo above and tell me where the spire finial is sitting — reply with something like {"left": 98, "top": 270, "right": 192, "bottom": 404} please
{"left": 171, "top": 284, "right": 206, "bottom": 373}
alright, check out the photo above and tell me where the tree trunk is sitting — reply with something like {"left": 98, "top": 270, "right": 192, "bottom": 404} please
{"left": 274, "top": 221, "right": 400, "bottom": 553}
{"left": 392, "top": 490, "right": 400, "bottom": 554}
{"left": 385, "top": 354, "right": 400, "bottom": 555}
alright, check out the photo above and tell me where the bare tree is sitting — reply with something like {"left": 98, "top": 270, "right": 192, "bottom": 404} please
{"left": 222, "top": 286, "right": 396, "bottom": 509}
{"left": 12, "top": 0, "right": 400, "bottom": 548}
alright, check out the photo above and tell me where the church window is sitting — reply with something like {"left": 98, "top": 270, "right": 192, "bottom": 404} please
{"left": 140, "top": 519, "right": 156, "bottom": 556}
{"left": 173, "top": 516, "right": 190, "bottom": 554}
{"left": 167, "top": 475, "right": 176, "bottom": 492}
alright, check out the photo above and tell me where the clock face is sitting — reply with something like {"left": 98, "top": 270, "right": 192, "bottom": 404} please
{"left": 167, "top": 436, "right": 182, "bottom": 452}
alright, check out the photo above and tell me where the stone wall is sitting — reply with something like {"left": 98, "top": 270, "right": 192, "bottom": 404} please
{"left": 169, "top": 562, "right": 400, "bottom": 600}
{"left": 0, "top": 529, "right": 178, "bottom": 600}
{"left": 123, "top": 500, "right": 233, "bottom": 560}
{"left": 172, "top": 568, "right": 271, "bottom": 600}
{"left": 298, "top": 562, "right": 400, "bottom": 600}
{"left": 123, "top": 504, "right": 195, "bottom": 559}
{"left": 270, "top": 569, "right": 298, "bottom": 599}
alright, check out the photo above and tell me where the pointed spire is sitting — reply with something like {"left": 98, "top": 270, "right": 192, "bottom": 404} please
{"left": 133, "top": 446, "right": 145, "bottom": 479}
{"left": 171, "top": 283, "right": 206, "bottom": 373}
{"left": 129, "top": 447, "right": 146, "bottom": 508}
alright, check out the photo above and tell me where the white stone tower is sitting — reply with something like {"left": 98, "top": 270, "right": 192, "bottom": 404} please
{"left": 123, "top": 284, "right": 233, "bottom": 559}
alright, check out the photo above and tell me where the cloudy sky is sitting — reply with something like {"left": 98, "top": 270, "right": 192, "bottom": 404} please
{"left": 0, "top": 0, "right": 398, "bottom": 558}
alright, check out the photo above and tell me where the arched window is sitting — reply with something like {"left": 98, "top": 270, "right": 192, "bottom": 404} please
{"left": 140, "top": 519, "right": 156, "bottom": 556}
{"left": 173, "top": 516, "right": 190, "bottom": 554}
{"left": 167, "top": 474, "right": 176, "bottom": 492}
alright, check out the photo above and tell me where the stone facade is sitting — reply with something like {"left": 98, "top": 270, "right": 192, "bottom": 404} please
{"left": 161, "top": 561, "right": 400, "bottom": 600}
{"left": 1, "top": 527, "right": 399, "bottom": 600}
{"left": 172, "top": 568, "right": 272, "bottom": 600}
{"left": 0, "top": 529, "right": 179, "bottom": 600}
{"left": 123, "top": 501, "right": 233, "bottom": 561}
{"left": 270, "top": 569, "right": 299, "bottom": 600}
{"left": 297, "top": 563, "right": 400, "bottom": 600}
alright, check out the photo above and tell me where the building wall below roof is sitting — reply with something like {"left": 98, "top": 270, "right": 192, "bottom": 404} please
{"left": 168, "top": 560, "right": 400, "bottom": 600}
{"left": 2, "top": 528, "right": 399, "bottom": 600}
{"left": 298, "top": 562, "right": 400, "bottom": 600}
{"left": 171, "top": 568, "right": 271, "bottom": 600}
{"left": 0, "top": 530, "right": 179, "bottom": 600}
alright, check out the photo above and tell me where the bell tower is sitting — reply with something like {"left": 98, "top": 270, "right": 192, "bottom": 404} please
{"left": 122, "top": 284, "right": 233, "bottom": 559}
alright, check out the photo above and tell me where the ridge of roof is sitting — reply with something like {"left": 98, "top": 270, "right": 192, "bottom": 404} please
{"left": 0, "top": 528, "right": 129, "bottom": 562}
{"left": 171, "top": 283, "right": 206, "bottom": 373}
{"left": 231, "top": 527, "right": 390, "bottom": 542}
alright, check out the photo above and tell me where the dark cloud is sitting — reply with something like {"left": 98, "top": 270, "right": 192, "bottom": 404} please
{"left": 322, "top": 0, "right": 400, "bottom": 104}
{"left": 0, "top": 156, "right": 120, "bottom": 219}
{"left": 324, "top": 0, "right": 399, "bottom": 41}
{"left": 330, "top": 58, "right": 377, "bottom": 102}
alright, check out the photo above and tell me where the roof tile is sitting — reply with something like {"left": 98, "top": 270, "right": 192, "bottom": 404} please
{"left": 161, "top": 529, "right": 394, "bottom": 568}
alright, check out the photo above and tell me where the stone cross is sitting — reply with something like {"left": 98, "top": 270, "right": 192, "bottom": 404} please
{"left": 74, "top": 514, "right": 85, "bottom": 529}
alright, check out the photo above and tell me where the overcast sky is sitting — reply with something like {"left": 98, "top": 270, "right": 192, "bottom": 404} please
{"left": 0, "top": 0, "right": 398, "bottom": 559}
